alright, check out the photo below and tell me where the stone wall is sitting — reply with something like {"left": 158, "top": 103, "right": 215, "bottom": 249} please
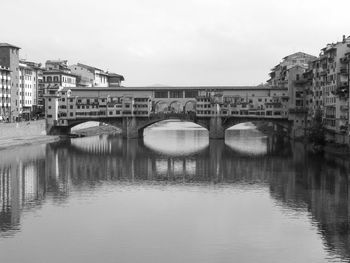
{"left": 0, "top": 120, "right": 46, "bottom": 138}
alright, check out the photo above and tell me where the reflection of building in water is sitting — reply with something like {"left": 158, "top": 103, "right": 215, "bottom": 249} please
{"left": 0, "top": 161, "right": 44, "bottom": 236}
{"left": 1, "top": 133, "right": 350, "bottom": 261}
{"left": 155, "top": 159, "right": 197, "bottom": 177}
{"left": 268, "top": 150, "right": 350, "bottom": 261}
{"left": 71, "top": 135, "right": 112, "bottom": 154}
{"left": 225, "top": 129, "right": 268, "bottom": 155}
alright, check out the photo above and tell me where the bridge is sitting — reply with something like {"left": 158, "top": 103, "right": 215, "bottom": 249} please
{"left": 44, "top": 85, "right": 296, "bottom": 139}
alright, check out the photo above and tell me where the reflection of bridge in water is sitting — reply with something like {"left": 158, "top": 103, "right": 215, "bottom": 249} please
{"left": 0, "top": 137, "right": 350, "bottom": 261}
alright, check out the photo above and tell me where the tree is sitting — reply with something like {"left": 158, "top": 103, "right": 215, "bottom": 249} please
{"left": 308, "top": 108, "right": 325, "bottom": 146}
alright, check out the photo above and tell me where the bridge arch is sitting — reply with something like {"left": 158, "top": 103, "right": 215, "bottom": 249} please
{"left": 136, "top": 118, "right": 209, "bottom": 138}
{"left": 222, "top": 119, "right": 290, "bottom": 137}
{"left": 169, "top": 101, "right": 183, "bottom": 113}
{"left": 184, "top": 100, "right": 196, "bottom": 113}
{"left": 154, "top": 100, "right": 169, "bottom": 113}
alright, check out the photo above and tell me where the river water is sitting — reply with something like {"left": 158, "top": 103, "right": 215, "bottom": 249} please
{"left": 0, "top": 120, "right": 349, "bottom": 263}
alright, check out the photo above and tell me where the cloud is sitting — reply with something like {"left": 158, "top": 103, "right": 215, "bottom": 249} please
{"left": 1, "top": 0, "right": 350, "bottom": 85}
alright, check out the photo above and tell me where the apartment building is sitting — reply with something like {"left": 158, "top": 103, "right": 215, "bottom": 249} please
{"left": 107, "top": 73, "right": 124, "bottom": 87}
{"left": 267, "top": 52, "right": 316, "bottom": 137}
{"left": 0, "top": 43, "right": 20, "bottom": 121}
{"left": 43, "top": 60, "right": 77, "bottom": 91}
{"left": 18, "top": 60, "right": 43, "bottom": 119}
{"left": 0, "top": 65, "right": 11, "bottom": 121}
{"left": 268, "top": 52, "right": 316, "bottom": 89}
{"left": 314, "top": 36, "right": 350, "bottom": 136}
{"left": 69, "top": 63, "right": 124, "bottom": 88}
{"left": 69, "top": 63, "right": 108, "bottom": 87}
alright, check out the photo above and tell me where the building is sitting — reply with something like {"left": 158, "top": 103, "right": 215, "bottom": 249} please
{"left": 43, "top": 60, "right": 77, "bottom": 92}
{"left": 69, "top": 63, "right": 109, "bottom": 87}
{"left": 45, "top": 60, "right": 70, "bottom": 73}
{"left": 267, "top": 52, "right": 317, "bottom": 137}
{"left": 69, "top": 63, "right": 124, "bottom": 87}
{"left": 18, "top": 60, "right": 43, "bottom": 119}
{"left": 0, "top": 43, "right": 20, "bottom": 121}
{"left": 107, "top": 73, "right": 124, "bottom": 87}
{"left": 268, "top": 52, "right": 316, "bottom": 89}
{"left": 0, "top": 65, "right": 11, "bottom": 121}
{"left": 313, "top": 36, "right": 350, "bottom": 140}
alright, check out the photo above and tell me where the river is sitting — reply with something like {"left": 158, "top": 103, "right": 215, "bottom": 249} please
{"left": 0, "top": 120, "right": 349, "bottom": 263}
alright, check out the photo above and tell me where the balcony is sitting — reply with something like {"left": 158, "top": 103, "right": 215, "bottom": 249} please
{"left": 320, "top": 70, "right": 327, "bottom": 76}
{"left": 340, "top": 57, "right": 349, "bottom": 64}
{"left": 340, "top": 105, "right": 349, "bottom": 111}
{"left": 338, "top": 81, "right": 349, "bottom": 88}
{"left": 294, "top": 79, "right": 310, "bottom": 86}
{"left": 289, "top": 107, "right": 308, "bottom": 114}
{"left": 335, "top": 87, "right": 349, "bottom": 98}
{"left": 339, "top": 67, "right": 348, "bottom": 75}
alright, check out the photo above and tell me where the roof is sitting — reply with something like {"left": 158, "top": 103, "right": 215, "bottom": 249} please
{"left": 75, "top": 63, "right": 104, "bottom": 72}
{"left": 43, "top": 70, "right": 78, "bottom": 78}
{"left": 108, "top": 73, "right": 125, "bottom": 81}
{"left": 60, "top": 85, "right": 288, "bottom": 92}
{"left": 46, "top": 60, "right": 68, "bottom": 64}
{"left": 282, "top": 52, "right": 316, "bottom": 60}
{"left": 0, "top": 43, "right": 20, "bottom": 49}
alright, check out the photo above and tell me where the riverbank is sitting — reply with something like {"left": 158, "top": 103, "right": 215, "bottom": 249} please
{"left": 0, "top": 120, "right": 60, "bottom": 151}
{"left": 0, "top": 135, "right": 61, "bottom": 151}
{"left": 71, "top": 125, "right": 121, "bottom": 137}
{"left": 0, "top": 120, "right": 122, "bottom": 151}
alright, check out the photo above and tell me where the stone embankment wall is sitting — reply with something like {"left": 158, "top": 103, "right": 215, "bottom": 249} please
{"left": 0, "top": 120, "right": 46, "bottom": 138}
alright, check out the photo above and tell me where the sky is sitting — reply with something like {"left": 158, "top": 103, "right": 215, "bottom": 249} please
{"left": 1, "top": 0, "right": 350, "bottom": 86}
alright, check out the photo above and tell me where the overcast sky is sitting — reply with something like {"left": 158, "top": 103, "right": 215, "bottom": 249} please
{"left": 2, "top": 0, "right": 350, "bottom": 86}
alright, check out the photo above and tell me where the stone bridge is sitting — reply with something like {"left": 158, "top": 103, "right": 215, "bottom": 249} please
{"left": 48, "top": 113, "right": 291, "bottom": 139}
{"left": 44, "top": 85, "right": 299, "bottom": 139}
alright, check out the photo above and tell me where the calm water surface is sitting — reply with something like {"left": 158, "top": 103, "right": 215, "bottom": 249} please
{"left": 0, "top": 120, "right": 349, "bottom": 263}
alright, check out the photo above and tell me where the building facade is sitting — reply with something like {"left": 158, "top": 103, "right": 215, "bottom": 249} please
{"left": 0, "top": 43, "right": 20, "bottom": 121}
{"left": 43, "top": 60, "right": 77, "bottom": 90}
{"left": 0, "top": 65, "right": 11, "bottom": 121}
{"left": 18, "top": 60, "right": 43, "bottom": 119}
{"left": 69, "top": 63, "right": 124, "bottom": 88}
{"left": 69, "top": 63, "right": 108, "bottom": 87}
{"left": 267, "top": 52, "right": 317, "bottom": 137}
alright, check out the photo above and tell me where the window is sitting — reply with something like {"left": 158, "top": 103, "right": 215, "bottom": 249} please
{"left": 185, "top": 90, "right": 198, "bottom": 98}
{"left": 170, "top": 90, "right": 183, "bottom": 98}
{"left": 155, "top": 91, "right": 168, "bottom": 98}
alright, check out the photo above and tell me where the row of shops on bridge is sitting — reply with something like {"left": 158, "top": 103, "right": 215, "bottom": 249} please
{"left": 45, "top": 86, "right": 290, "bottom": 128}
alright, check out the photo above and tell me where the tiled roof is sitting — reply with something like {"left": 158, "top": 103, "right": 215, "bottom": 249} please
{"left": 0, "top": 43, "right": 20, "bottom": 49}
{"left": 60, "top": 85, "right": 287, "bottom": 92}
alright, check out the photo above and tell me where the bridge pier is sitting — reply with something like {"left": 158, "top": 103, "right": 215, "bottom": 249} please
{"left": 209, "top": 117, "right": 225, "bottom": 139}
{"left": 122, "top": 117, "right": 140, "bottom": 139}
{"left": 46, "top": 123, "right": 71, "bottom": 135}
